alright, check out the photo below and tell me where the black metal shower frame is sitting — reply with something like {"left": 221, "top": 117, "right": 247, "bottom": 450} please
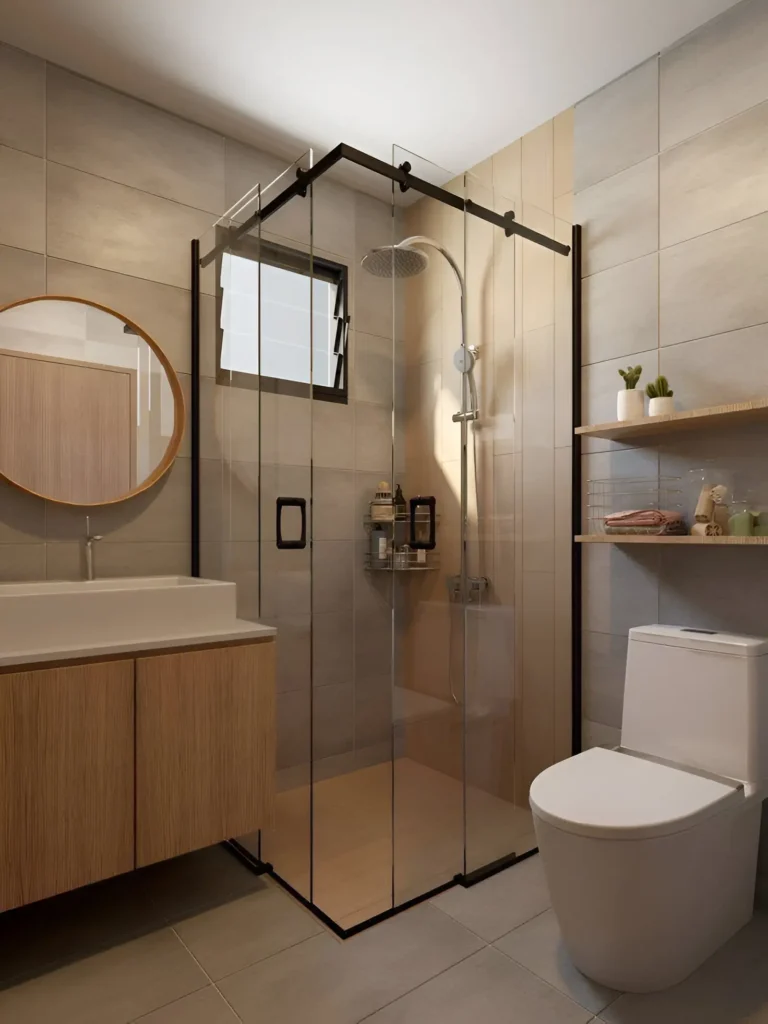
{"left": 189, "top": 141, "right": 582, "bottom": 936}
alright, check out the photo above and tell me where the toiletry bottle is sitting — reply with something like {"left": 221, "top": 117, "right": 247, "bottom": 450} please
{"left": 370, "top": 482, "right": 394, "bottom": 522}
{"left": 394, "top": 484, "right": 407, "bottom": 547}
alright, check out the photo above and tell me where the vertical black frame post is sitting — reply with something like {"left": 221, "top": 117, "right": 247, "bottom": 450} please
{"left": 190, "top": 239, "right": 201, "bottom": 577}
{"left": 571, "top": 224, "right": 583, "bottom": 755}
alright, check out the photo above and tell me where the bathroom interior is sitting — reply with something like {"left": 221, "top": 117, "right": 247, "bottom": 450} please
{"left": 1, "top": 0, "right": 768, "bottom": 1021}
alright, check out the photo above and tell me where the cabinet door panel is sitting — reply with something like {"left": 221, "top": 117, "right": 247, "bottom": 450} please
{"left": 0, "top": 660, "right": 135, "bottom": 911}
{"left": 136, "top": 642, "right": 275, "bottom": 867}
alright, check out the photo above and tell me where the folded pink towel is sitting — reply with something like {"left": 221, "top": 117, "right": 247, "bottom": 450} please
{"left": 605, "top": 509, "right": 683, "bottom": 528}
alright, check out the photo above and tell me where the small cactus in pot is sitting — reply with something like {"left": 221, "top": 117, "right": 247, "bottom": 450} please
{"left": 616, "top": 365, "right": 644, "bottom": 421}
{"left": 645, "top": 375, "right": 675, "bottom": 417}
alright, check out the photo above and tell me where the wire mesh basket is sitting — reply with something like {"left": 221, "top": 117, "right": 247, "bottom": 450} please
{"left": 587, "top": 477, "right": 686, "bottom": 536}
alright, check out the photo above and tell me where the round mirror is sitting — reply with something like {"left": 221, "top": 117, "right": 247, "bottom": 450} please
{"left": 0, "top": 296, "right": 184, "bottom": 506}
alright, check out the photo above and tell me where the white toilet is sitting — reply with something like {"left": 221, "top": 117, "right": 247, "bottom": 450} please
{"left": 530, "top": 625, "right": 767, "bottom": 993}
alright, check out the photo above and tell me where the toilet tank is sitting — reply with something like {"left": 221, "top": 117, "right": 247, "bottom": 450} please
{"left": 621, "top": 625, "right": 768, "bottom": 785}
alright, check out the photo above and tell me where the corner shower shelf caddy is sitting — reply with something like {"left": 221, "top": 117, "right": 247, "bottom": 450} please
{"left": 364, "top": 510, "right": 440, "bottom": 573}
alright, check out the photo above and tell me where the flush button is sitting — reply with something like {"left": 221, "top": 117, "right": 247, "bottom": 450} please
{"left": 681, "top": 627, "right": 717, "bottom": 635}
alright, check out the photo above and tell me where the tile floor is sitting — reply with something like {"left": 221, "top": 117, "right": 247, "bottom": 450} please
{"left": 1, "top": 844, "right": 767, "bottom": 1023}
{"left": 260, "top": 757, "right": 536, "bottom": 928}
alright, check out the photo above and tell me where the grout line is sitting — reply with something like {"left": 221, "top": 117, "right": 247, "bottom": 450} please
{"left": 170, "top": 926, "right": 245, "bottom": 1023}
{"left": 493, "top": 929, "right": 620, "bottom": 1018}
{"left": 44, "top": 154, "right": 223, "bottom": 219}
{"left": 353, "top": 946, "right": 486, "bottom": 1024}
{"left": 128, "top": 983, "right": 236, "bottom": 1023}
{"left": 211, "top": 931, "right": 324, "bottom": 985}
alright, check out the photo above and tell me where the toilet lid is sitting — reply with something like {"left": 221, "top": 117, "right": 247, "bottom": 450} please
{"left": 530, "top": 747, "right": 742, "bottom": 840}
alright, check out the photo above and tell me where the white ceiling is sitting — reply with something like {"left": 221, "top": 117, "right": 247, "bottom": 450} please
{"left": 0, "top": 0, "right": 741, "bottom": 183}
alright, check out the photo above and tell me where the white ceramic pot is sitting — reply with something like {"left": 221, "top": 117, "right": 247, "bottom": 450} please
{"left": 648, "top": 396, "right": 675, "bottom": 417}
{"left": 617, "top": 388, "right": 644, "bottom": 422}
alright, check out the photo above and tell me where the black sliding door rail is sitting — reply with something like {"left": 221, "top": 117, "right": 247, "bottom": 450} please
{"left": 199, "top": 142, "right": 571, "bottom": 269}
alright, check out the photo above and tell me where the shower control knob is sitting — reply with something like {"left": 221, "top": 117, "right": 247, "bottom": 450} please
{"left": 453, "top": 347, "right": 476, "bottom": 373}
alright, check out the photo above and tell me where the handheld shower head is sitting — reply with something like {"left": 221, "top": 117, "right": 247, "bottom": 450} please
{"left": 360, "top": 244, "right": 429, "bottom": 279}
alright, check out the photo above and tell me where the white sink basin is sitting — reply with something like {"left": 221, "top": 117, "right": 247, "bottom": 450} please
{"left": 0, "top": 576, "right": 243, "bottom": 655}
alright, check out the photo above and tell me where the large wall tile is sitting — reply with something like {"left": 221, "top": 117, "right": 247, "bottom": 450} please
{"left": 583, "top": 253, "right": 658, "bottom": 365}
{"left": 575, "top": 58, "right": 659, "bottom": 192}
{"left": 553, "top": 108, "right": 574, "bottom": 199}
{"left": 583, "top": 630, "right": 627, "bottom": 729}
{"left": 313, "top": 683, "right": 354, "bottom": 760}
{"left": 660, "top": 100, "right": 768, "bottom": 248}
{"left": 52, "top": 541, "right": 190, "bottom": 579}
{"left": 522, "top": 326, "right": 555, "bottom": 572}
{"left": 313, "top": 470, "right": 356, "bottom": 541}
{"left": 45, "top": 457, "right": 191, "bottom": 544}
{"left": 582, "top": 544, "right": 659, "bottom": 636}
{"left": 660, "top": 211, "right": 768, "bottom": 346}
{"left": 0, "top": 482, "right": 45, "bottom": 542}
{"left": 575, "top": 156, "right": 658, "bottom": 277}
{"left": 47, "top": 163, "right": 213, "bottom": 290}
{"left": 0, "top": 43, "right": 45, "bottom": 157}
{"left": 355, "top": 401, "right": 393, "bottom": 474}
{"left": 47, "top": 259, "right": 194, "bottom": 374}
{"left": 354, "top": 331, "right": 394, "bottom": 408}
{"left": 582, "top": 719, "right": 620, "bottom": 750}
{"left": 658, "top": 547, "right": 768, "bottom": 636}
{"left": 661, "top": 324, "right": 768, "bottom": 409}
{"left": 492, "top": 139, "right": 521, "bottom": 203}
{"left": 521, "top": 206, "right": 555, "bottom": 332}
{"left": 0, "top": 146, "right": 45, "bottom": 253}
{"left": 660, "top": 0, "right": 768, "bottom": 150}
{"left": 47, "top": 68, "right": 225, "bottom": 214}
{"left": 0, "top": 542, "right": 46, "bottom": 581}
{"left": 313, "top": 609, "right": 354, "bottom": 689}
{"left": 312, "top": 398, "right": 355, "bottom": 470}
{"left": 522, "top": 122, "right": 554, "bottom": 213}
{"left": 521, "top": 570, "right": 555, "bottom": 788}
{"left": 313, "top": 544, "right": 356, "bottom": 614}
{"left": 0, "top": 244, "right": 44, "bottom": 305}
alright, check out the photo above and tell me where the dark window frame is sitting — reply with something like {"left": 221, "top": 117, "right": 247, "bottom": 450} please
{"left": 215, "top": 231, "right": 350, "bottom": 405}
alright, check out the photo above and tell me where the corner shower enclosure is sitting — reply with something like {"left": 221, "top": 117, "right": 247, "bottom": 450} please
{"left": 193, "top": 143, "right": 575, "bottom": 934}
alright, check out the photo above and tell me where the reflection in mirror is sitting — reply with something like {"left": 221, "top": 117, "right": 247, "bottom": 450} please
{"left": 0, "top": 297, "right": 183, "bottom": 506}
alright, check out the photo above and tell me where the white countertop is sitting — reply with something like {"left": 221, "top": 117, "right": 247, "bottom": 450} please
{"left": 0, "top": 619, "right": 276, "bottom": 668}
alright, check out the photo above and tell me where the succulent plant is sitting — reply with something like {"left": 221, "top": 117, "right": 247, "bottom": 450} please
{"left": 645, "top": 375, "right": 674, "bottom": 399}
{"left": 618, "top": 365, "right": 643, "bottom": 390}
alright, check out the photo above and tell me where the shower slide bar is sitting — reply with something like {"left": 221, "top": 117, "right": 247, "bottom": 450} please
{"left": 199, "top": 142, "right": 571, "bottom": 269}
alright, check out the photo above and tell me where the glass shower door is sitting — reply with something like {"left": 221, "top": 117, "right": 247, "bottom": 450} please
{"left": 392, "top": 146, "right": 466, "bottom": 903}
{"left": 231, "top": 154, "right": 316, "bottom": 905}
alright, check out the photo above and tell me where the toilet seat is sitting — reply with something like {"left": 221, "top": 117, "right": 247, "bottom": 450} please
{"left": 530, "top": 747, "right": 743, "bottom": 841}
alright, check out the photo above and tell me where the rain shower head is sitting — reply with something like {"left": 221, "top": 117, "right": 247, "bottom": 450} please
{"left": 360, "top": 244, "right": 429, "bottom": 279}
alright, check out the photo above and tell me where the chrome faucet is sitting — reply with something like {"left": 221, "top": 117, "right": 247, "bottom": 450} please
{"left": 84, "top": 516, "right": 103, "bottom": 581}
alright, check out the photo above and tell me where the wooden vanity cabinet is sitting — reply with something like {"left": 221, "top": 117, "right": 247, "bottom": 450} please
{"left": 135, "top": 641, "right": 276, "bottom": 867}
{"left": 0, "top": 660, "right": 134, "bottom": 912}
{"left": 0, "top": 637, "right": 275, "bottom": 912}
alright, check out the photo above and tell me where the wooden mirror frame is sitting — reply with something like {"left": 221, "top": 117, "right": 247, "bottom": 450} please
{"left": 0, "top": 294, "right": 186, "bottom": 507}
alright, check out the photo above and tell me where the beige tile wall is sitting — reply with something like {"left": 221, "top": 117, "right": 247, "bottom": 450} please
{"left": 0, "top": 40, "right": 398, "bottom": 778}
{"left": 574, "top": 0, "right": 768, "bottom": 900}
{"left": 401, "top": 110, "right": 574, "bottom": 813}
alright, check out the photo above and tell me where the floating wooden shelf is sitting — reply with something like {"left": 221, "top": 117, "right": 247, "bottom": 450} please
{"left": 575, "top": 397, "right": 768, "bottom": 442}
{"left": 576, "top": 534, "right": 768, "bottom": 546}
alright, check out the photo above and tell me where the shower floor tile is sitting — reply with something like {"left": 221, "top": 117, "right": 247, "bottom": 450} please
{"left": 262, "top": 756, "right": 536, "bottom": 929}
